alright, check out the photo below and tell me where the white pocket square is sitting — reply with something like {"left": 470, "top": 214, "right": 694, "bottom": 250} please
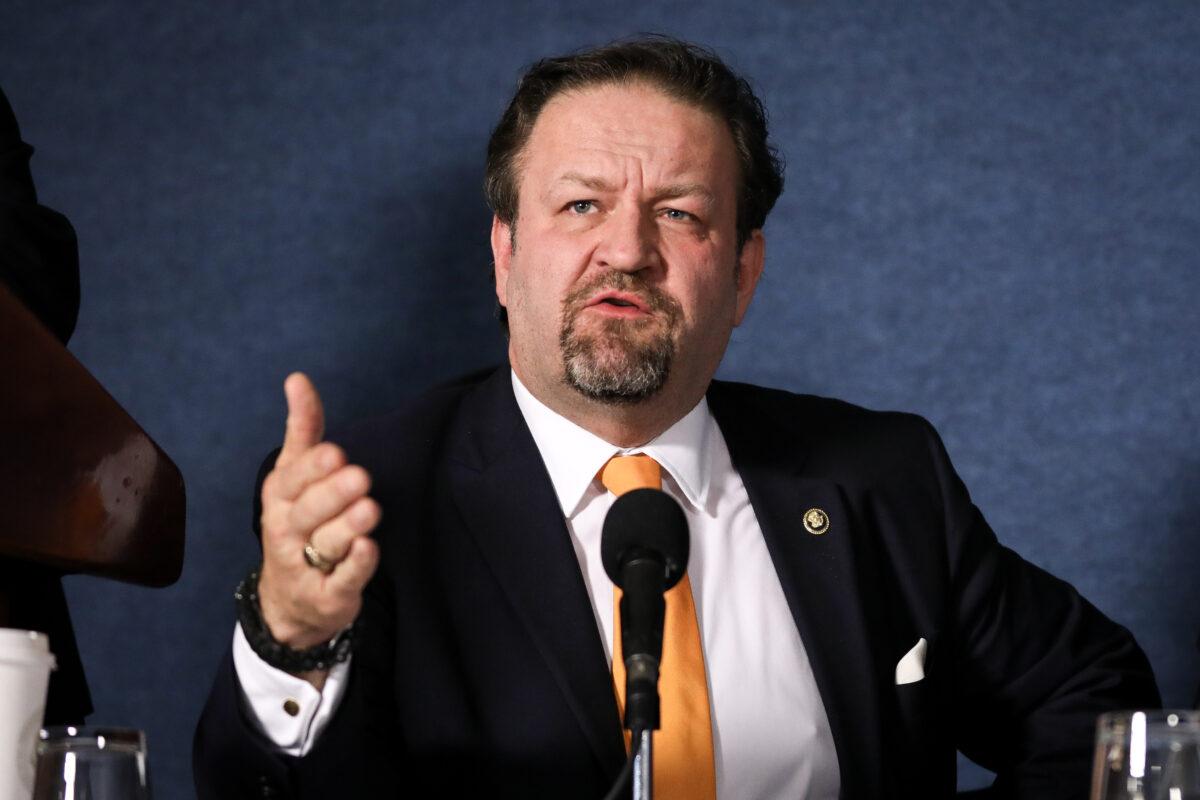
{"left": 895, "top": 637, "right": 927, "bottom": 685}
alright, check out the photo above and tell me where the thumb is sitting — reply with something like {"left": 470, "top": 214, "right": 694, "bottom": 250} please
{"left": 277, "top": 372, "right": 325, "bottom": 467}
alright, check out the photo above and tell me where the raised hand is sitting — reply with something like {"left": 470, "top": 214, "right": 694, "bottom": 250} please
{"left": 256, "top": 373, "right": 381, "bottom": 670}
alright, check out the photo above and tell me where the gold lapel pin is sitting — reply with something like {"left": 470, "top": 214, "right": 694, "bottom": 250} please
{"left": 803, "top": 508, "right": 830, "bottom": 535}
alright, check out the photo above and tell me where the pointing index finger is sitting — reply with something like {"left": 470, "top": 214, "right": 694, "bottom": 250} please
{"left": 278, "top": 372, "right": 325, "bottom": 467}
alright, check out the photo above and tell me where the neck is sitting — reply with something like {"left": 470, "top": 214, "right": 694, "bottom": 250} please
{"left": 513, "top": 366, "right": 702, "bottom": 448}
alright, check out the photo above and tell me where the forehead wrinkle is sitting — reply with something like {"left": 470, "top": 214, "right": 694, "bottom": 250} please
{"left": 552, "top": 171, "right": 618, "bottom": 193}
{"left": 526, "top": 85, "right": 734, "bottom": 211}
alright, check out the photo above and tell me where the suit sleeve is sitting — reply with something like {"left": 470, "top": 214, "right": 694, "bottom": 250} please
{"left": 922, "top": 421, "right": 1161, "bottom": 798}
{"left": 193, "top": 567, "right": 403, "bottom": 798}
{"left": 193, "top": 451, "right": 403, "bottom": 799}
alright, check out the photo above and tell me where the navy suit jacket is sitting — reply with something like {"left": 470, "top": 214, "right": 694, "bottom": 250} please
{"left": 194, "top": 367, "right": 1159, "bottom": 799}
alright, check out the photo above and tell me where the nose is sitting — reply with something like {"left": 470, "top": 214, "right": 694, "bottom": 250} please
{"left": 594, "top": 206, "right": 659, "bottom": 273}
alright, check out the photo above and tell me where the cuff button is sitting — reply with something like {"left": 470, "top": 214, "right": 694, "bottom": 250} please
{"left": 283, "top": 698, "right": 300, "bottom": 717}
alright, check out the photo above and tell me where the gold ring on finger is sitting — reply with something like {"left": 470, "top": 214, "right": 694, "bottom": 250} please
{"left": 303, "top": 541, "right": 337, "bottom": 574}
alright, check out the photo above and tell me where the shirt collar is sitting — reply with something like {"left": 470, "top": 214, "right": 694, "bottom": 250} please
{"left": 510, "top": 370, "right": 714, "bottom": 518}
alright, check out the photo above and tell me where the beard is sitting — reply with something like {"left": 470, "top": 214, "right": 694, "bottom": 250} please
{"left": 559, "top": 272, "right": 683, "bottom": 405}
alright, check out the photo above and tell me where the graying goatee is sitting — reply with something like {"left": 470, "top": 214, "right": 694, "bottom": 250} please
{"left": 559, "top": 273, "right": 682, "bottom": 405}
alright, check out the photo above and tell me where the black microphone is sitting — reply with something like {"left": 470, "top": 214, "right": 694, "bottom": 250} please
{"left": 600, "top": 487, "right": 689, "bottom": 734}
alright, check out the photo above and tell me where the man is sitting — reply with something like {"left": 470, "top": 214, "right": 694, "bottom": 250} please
{"left": 195, "top": 38, "right": 1159, "bottom": 798}
{"left": 0, "top": 85, "right": 91, "bottom": 725}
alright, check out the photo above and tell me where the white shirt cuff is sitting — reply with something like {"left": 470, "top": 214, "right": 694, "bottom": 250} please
{"left": 231, "top": 622, "right": 351, "bottom": 757}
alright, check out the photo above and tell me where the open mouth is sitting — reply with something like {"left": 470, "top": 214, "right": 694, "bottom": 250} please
{"left": 587, "top": 291, "right": 648, "bottom": 313}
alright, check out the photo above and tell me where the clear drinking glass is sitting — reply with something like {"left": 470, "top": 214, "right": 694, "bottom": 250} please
{"left": 31, "top": 726, "right": 151, "bottom": 800}
{"left": 1091, "top": 710, "right": 1200, "bottom": 800}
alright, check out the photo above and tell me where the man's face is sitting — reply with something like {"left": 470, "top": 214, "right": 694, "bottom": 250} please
{"left": 492, "top": 81, "right": 764, "bottom": 422}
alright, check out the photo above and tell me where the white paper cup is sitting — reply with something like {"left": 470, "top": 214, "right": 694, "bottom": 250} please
{"left": 0, "top": 629, "right": 57, "bottom": 800}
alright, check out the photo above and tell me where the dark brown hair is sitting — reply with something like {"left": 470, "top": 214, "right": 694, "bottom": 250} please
{"left": 484, "top": 35, "right": 785, "bottom": 250}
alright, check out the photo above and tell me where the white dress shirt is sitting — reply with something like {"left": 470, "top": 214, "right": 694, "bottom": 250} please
{"left": 235, "top": 371, "right": 840, "bottom": 798}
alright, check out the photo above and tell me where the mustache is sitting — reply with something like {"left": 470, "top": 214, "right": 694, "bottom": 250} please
{"left": 561, "top": 271, "right": 682, "bottom": 320}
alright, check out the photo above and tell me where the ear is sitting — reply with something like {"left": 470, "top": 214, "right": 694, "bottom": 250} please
{"left": 491, "top": 215, "right": 514, "bottom": 307}
{"left": 733, "top": 229, "right": 765, "bottom": 327}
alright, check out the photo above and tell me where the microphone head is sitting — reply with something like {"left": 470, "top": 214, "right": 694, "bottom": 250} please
{"left": 601, "top": 488, "right": 689, "bottom": 591}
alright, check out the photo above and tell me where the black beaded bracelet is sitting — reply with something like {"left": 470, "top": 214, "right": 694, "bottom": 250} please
{"left": 234, "top": 568, "right": 357, "bottom": 673}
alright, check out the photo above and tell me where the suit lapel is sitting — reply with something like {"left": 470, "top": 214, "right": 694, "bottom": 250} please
{"left": 447, "top": 370, "right": 627, "bottom": 776}
{"left": 441, "top": 373, "right": 896, "bottom": 792}
{"left": 709, "top": 383, "right": 888, "bottom": 798}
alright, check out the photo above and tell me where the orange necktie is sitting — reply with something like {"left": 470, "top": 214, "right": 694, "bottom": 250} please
{"left": 599, "top": 454, "right": 716, "bottom": 800}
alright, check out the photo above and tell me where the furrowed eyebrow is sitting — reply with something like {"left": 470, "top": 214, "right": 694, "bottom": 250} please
{"left": 656, "top": 183, "right": 715, "bottom": 208}
{"left": 547, "top": 173, "right": 715, "bottom": 208}
{"left": 551, "top": 172, "right": 617, "bottom": 193}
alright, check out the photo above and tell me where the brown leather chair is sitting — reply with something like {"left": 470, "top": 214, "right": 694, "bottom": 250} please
{"left": 0, "top": 281, "right": 184, "bottom": 591}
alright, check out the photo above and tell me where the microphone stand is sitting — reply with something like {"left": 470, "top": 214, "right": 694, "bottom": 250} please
{"left": 632, "top": 728, "right": 652, "bottom": 800}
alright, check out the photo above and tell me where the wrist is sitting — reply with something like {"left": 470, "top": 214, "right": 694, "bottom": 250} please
{"left": 235, "top": 567, "right": 357, "bottom": 675}
{"left": 258, "top": 593, "right": 329, "bottom": 650}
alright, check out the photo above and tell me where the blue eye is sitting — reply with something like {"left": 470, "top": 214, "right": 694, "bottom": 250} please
{"left": 569, "top": 200, "right": 595, "bottom": 214}
{"left": 663, "top": 208, "right": 693, "bottom": 221}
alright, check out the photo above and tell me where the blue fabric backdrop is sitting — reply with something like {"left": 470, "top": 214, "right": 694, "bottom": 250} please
{"left": 1, "top": 2, "right": 1196, "bottom": 795}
